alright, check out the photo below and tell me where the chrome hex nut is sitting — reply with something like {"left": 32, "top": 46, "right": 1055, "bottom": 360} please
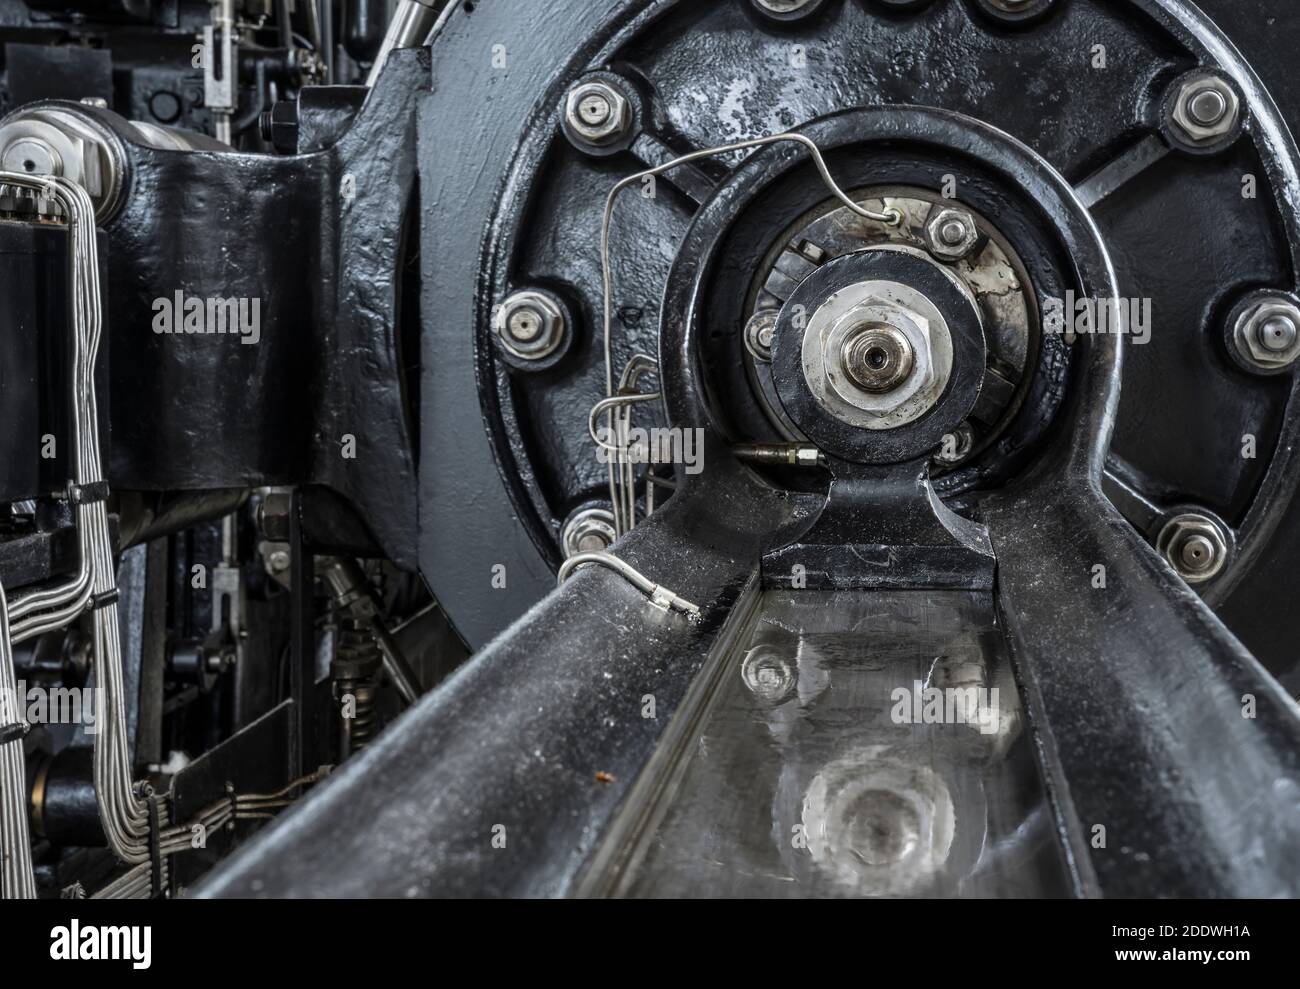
{"left": 564, "top": 81, "right": 632, "bottom": 147}
{"left": 925, "top": 208, "right": 981, "bottom": 262}
{"left": 1234, "top": 299, "right": 1300, "bottom": 371}
{"left": 1156, "top": 513, "right": 1230, "bottom": 584}
{"left": 1171, "top": 73, "right": 1241, "bottom": 146}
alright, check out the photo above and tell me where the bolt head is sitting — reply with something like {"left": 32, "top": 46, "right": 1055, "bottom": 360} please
{"left": 1157, "top": 514, "right": 1229, "bottom": 584}
{"left": 1179, "top": 534, "right": 1215, "bottom": 572}
{"left": 1259, "top": 315, "right": 1298, "bottom": 353}
{"left": 1171, "top": 74, "right": 1241, "bottom": 145}
{"left": 507, "top": 308, "right": 543, "bottom": 343}
{"left": 925, "top": 208, "right": 980, "bottom": 261}
{"left": 939, "top": 220, "right": 966, "bottom": 246}
{"left": 564, "top": 81, "right": 631, "bottom": 146}
{"left": 497, "top": 290, "right": 566, "bottom": 361}
{"left": 1188, "top": 88, "right": 1227, "bottom": 127}
{"left": 1234, "top": 298, "right": 1300, "bottom": 370}
{"left": 577, "top": 93, "right": 612, "bottom": 127}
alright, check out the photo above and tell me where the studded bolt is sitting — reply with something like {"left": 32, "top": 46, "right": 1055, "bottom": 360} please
{"left": 1157, "top": 513, "right": 1229, "bottom": 584}
{"left": 497, "top": 290, "right": 566, "bottom": 362}
{"left": 563, "top": 80, "right": 632, "bottom": 147}
{"left": 1233, "top": 297, "right": 1300, "bottom": 371}
{"left": 1170, "top": 73, "right": 1241, "bottom": 146}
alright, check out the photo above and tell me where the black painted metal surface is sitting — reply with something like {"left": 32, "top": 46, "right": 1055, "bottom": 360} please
{"left": 418, "top": 0, "right": 1300, "bottom": 662}
{"left": 12, "top": 50, "right": 429, "bottom": 567}
{"left": 198, "top": 0, "right": 1300, "bottom": 898}
{"left": 197, "top": 461, "right": 795, "bottom": 897}
{"left": 0, "top": 219, "right": 59, "bottom": 503}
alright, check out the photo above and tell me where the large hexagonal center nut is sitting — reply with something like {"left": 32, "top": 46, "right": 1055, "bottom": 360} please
{"left": 564, "top": 81, "right": 632, "bottom": 146}
{"left": 1234, "top": 299, "right": 1300, "bottom": 369}
{"left": 821, "top": 299, "right": 939, "bottom": 419}
{"left": 827, "top": 305, "right": 936, "bottom": 412}
{"left": 1171, "top": 73, "right": 1241, "bottom": 145}
{"left": 800, "top": 278, "right": 955, "bottom": 432}
{"left": 924, "top": 207, "right": 981, "bottom": 262}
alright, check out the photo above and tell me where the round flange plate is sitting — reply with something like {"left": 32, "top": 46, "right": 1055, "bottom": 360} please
{"left": 771, "top": 247, "right": 987, "bottom": 464}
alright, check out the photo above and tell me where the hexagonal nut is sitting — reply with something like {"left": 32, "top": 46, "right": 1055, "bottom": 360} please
{"left": 744, "top": 309, "right": 778, "bottom": 363}
{"left": 1171, "top": 74, "right": 1240, "bottom": 145}
{"left": 1234, "top": 300, "right": 1300, "bottom": 370}
{"left": 562, "top": 507, "right": 616, "bottom": 558}
{"left": 792, "top": 446, "right": 822, "bottom": 468}
{"left": 496, "top": 290, "right": 566, "bottom": 361}
{"left": 826, "top": 301, "right": 938, "bottom": 419}
{"left": 925, "top": 208, "right": 980, "bottom": 261}
{"left": 1156, "top": 514, "right": 1229, "bottom": 584}
{"left": 564, "top": 81, "right": 632, "bottom": 146}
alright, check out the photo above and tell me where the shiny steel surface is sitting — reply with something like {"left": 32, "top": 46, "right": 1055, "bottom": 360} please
{"left": 590, "top": 590, "right": 1068, "bottom": 898}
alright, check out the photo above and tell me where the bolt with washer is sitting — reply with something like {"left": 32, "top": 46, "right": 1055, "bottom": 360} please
{"left": 562, "top": 507, "right": 617, "bottom": 558}
{"left": 497, "top": 290, "right": 566, "bottom": 362}
{"left": 564, "top": 80, "right": 632, "bottom": 147}
{"left": 1170, "top": 73, "right": 1241, "bottom": 146}
{"left": 925, "top": 208, "right": 981, "bottom": 262}
{"left": 1233, "top": 297, "right": 1300, "bottom": 371}
{"left": 1156, "top": 513, "right": 1230, "bottom": 584}
{"left": 745, "top": 309, "right": 779, "bottom": 363}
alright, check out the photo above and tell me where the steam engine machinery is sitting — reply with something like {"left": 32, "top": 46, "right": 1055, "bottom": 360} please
{"left": 0, "top": 0, "right": 1299, "bottom": 899}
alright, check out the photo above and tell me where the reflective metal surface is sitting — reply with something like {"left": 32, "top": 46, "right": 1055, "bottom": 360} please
{"left": 587, "top": 590, "right": 1069, "bottom": 898}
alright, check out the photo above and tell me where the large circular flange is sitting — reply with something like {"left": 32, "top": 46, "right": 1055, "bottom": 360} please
{"left": 657, "top": 105, "right": 1114, "bottom": 488}
{"left": 427, "top": 0, "right": 1300, "bottom": 650}
{"left": 771, "top": 248, "right": 986, "bottom": 463}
